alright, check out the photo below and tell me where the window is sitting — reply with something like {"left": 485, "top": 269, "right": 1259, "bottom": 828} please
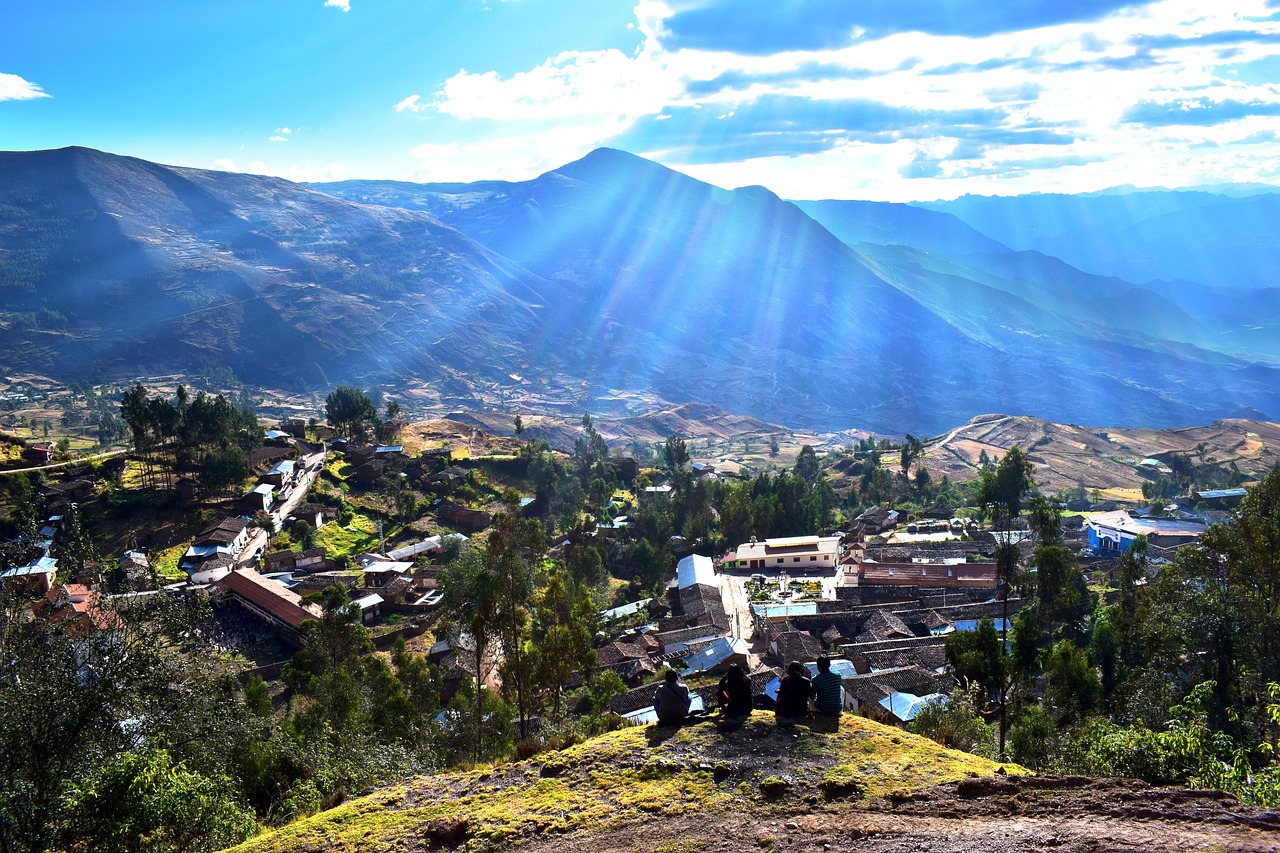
{"left": 810, "top": 556, "right": 817, "bottom": 562}
{"left": 793, "top": 557, "right": 801, "bottom": 563}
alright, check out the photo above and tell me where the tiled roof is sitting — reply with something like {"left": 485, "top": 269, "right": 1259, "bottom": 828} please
{"left": 216, "top": 569, "right": 322, "bottom": 630}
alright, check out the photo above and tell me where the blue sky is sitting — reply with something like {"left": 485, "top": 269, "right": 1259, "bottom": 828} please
{"left": 5, "top": 0, "right": 1280, "bottom": 200}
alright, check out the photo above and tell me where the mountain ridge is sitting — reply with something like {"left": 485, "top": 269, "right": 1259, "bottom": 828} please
{"left": 2, "top": 145, "right": 1279, "bottom": 434}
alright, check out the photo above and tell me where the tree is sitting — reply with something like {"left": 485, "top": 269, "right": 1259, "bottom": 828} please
{"left": 900, "top": 434, "right": 924, "bottom": 477}
{"left": 324, "top": 386, "right": 378, "bottom": 444}
{"left": 944, "top": 616, "right": 1006, "bottom": 702}
{"left": 1043, "top": 639, "right": 1101, "bottom": 725}
{"left": 438, "top": 546, "right": 502, "bottom": 763}
{"left": 662, "top": 435, "right": 689, "bottom": 472}
{"left": 486, "top": 500, "right": 546, "bottom": 738}
{"left": 61, "top": 747, "right": 255, "bottom": 853}
{"left": 513, "top": 414, "right": 524, "bottom": 436}
{"left": 794, "top": 444, "right": 820, "bottom": 483}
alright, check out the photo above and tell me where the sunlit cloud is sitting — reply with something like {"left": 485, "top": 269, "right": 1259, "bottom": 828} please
{"left": 394, "top": 94, "right": 424, "bottom": 113}
{"left": 0, "top": 72, "right": 49, "bottom": 101}
{"left": 324, "top": 0, "right": 350, "bottom": 11}
{"left": 393, "top": 0, "right": 1280, "bottom": 198}
{"left": 432, "top": 48, "right": 677, "bottom": 121}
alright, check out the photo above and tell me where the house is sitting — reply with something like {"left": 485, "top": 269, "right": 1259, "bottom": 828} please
{"left": 681, "top": 636, "right": 749, "bottom": 674}
{"left": 263, "top": 547, "right": 331, "bottom": 575}
{"left": 292, "top": 503, "right": 339, "bottom": 529}
{"left": 176, "top": 477, "right": 199, "bottom": 504}
{"left": 360, "top": 558, "right": 413, "bottom": 587}
{"left": 722, "top": 535, "right": 841, "bottom": 573}
{"left": 1086, "top": 510, "right": 1206, "bottom": 554}
{"left": 855, "top": 610, "right": 916, "bottom": 644}
{"left": 212, "top": 569, "right": 323, "bottom": 640}
{"left": 375, "top": 445, "right": 404, "bottom": 458}
{"left": 353, "top": 592, "right": 384, "bottom": 623}
{"left": 181, "top": 517, "right": 253, "bottom": 582}
{"left": 260, "top": 459, "right": 297, "bottom": 488}
{"left": 676, "top": 553, "right": 715, "bottom": 588}
{"left": 33, "top": 583, "right": 123, "bottom": 639}
{"left": 438, "top": 502, "right": 491, "bottom": 531}
{"left": 0, "top": 554, "right": 58, "bottom": 594}
{"left": 842, "top": 665, "right": 948, "bottom": 715}
{"left": 1187, "top": 488, "right": 1249, "bottom": 510}
{"left": 41, "top": 479, "right": 96, "bottom": 508}
{"left": 24, "top": 443, "right": 54, "bottom": 464}
{"left": 280, "top": 418, "right": 309, "bottom": 439}
{"left": 665, "top": 582, "right": 730, "bottom": 631}
{"left": 773, "top": 631, "right": 823, "bottom": 665}
{"left": 854, "top": 506, "right": 900, "bottom": 535}
{"left": 115, "top": 550, "right": 154, "bottom": 591}
{"left": 856, "top": 560, "right": 997, "bottom": 590}
{"left": 243, "top": 483, "right": 276, "bottom": 514}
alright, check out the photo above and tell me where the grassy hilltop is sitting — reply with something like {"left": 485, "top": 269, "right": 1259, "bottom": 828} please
{"left": 226, "top": 712, "right": 1022, "bottom": 853}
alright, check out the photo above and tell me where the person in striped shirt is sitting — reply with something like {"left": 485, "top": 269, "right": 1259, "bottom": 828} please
{"left": 812, "top": 656, "right": 843, "bottom": 716}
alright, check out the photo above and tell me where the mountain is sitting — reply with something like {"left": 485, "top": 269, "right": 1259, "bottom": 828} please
{"left": 919, "top": 188, "right": 1280, "bottom": 289}
{"left": 0, "top": 146, "right": 560, "bottom": 392}
{"left": 317, "top": 149, "right": 1280, "bottom": 431}
{"left": 2, "top": 145, "right": 1280, "bottom": 434}
{"left": 791, "top": 198, "right": 1012, "bottom": 257}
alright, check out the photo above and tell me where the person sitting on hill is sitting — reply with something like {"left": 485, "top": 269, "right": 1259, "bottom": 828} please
{"left": 717, "top": 664, "right": 753, "bottom": 719}
{"left": 811, "top": 656, "right": 843, "bottom": 716}
{"left": 654, "top": 668, "right": 692, "bottom": 726}
{"left": 776, "top": 661, "right": 814, "bottom": 725}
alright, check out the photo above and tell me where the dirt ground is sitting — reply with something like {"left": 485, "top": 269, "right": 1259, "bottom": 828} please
{"left": 518, "top": 775, "right": 1280, "bottom": 853}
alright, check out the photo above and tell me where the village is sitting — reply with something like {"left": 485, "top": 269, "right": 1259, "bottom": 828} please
{"left": 1, "top": 394, "right": 1244, "bottom": 740}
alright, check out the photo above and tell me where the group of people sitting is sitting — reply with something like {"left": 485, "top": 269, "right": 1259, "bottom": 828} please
{"left": 652, "top": 657, "right": 844, "bottom": 727}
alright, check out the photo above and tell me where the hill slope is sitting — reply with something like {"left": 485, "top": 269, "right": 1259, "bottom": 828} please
{"left": 223, "top": 712, "right": 1280, "bottom": 853}
{"left": 920, "top": 188, "right": 1280, "bottom": 289}
{"left": 226, "top": 712, "right": 1020, "bottom": 853}
{"left": 317, "top": 150, "right": 1280, "bottom": 432}
{"left": 0, "top": 146, "right": 558, "bottom": 390}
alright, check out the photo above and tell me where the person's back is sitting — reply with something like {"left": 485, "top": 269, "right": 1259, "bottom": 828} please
{"left": 776, "top": 663, "right": 814, "bottom": 721}
{"left": 654, "top": 671, "right": 691, "bottom": 725}
{"left": 812, "top": 657, "right": 843, "bottom": 716}
{"left": 718, "top": 665, "right": 753, "bottom": 718}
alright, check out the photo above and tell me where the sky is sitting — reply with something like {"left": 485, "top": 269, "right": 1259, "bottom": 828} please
{"left": 6, "top": 0, "right": 1280, "bottom": 200}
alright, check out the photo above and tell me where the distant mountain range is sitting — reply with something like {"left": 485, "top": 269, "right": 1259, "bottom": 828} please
{"left": 0, "top": 145, "right": 1277, "bottom": 434}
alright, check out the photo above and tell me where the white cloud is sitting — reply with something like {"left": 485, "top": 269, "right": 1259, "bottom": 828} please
{"left": 324, "top": 0, "right": 350, "bottom": 10}
{"left": 0, "top": 72, "right": 49, "bottom": 101}
{"left": 269, "top": 136, "right": 289, "bottom": 143}
{"left": 432, "top": 47, "right": 677, "bottom": 121}
{"left": 390, "top": 0, "right": 1280, "bottom": 198}
{"left": 394, "top": 94, "right": 424, "bottom": 113}
{"left": 212, "top": 158, "right": 239, "bottom": 172}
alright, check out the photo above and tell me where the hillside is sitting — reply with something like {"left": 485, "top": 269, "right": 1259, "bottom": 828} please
{"left": 316, "top": 149, "right": 1280, "bottom": 432}
{"left": 919, "top": 415, "right": 1280, "bottom": 495}
{"left": 3, "top": 146, "right": 1280, "bottom": 434}
{"left": 227, "top": 712, "right": 1022, "bottom": 853}
{"left": 0, "top": 146, "right": 559, "bottom": 391}
{"left": 920, "top": 188, "right": 1280, "bottom": 290}
{"left": 223, "top": 712, "right": 1280, "bottom": 853}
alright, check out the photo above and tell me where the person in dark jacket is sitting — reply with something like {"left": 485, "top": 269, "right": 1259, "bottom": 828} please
{"left": 654, "top": 668, "right": 692, "bottom": 726}
{"left": 776, "top": 661, "right": 814, "bottom": 725}
{"left": 717, "top": 664, "right": 753, "bottom": 718}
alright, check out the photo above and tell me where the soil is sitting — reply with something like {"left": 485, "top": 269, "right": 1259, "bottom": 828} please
{"left": 518, "top": 775, "right": 1280, "bottom": 853}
